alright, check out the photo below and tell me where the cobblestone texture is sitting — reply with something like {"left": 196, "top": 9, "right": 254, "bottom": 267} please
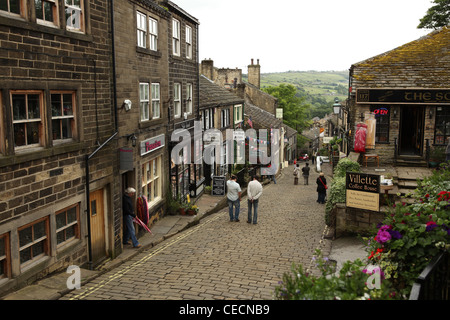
{"left": 62, "top": 166, "right": 331, "bottom": 300}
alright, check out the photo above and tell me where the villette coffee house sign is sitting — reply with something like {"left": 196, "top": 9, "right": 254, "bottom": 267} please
{"left": 346, "top": 172, "right": 380, "bottom": 212}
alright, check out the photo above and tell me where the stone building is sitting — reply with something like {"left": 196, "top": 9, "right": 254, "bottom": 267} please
{"left": 348, "top": 27, "right": 450, "bottom": 165}
{"left": 0, "top": 0, "right": 116, "bottom": 294}
{"left": 114, "top": 0, "right": 171, "bottom": 238}
{"left": 163, "top": 1, "right": 200, "bottom": 202}
{"left": 199, "top": 75, "right": 245, "bottom": 187}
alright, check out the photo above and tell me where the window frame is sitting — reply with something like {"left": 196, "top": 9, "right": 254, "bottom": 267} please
{"left": 370, "top": 105, "right": 390, "bottom": 143}
{"left": 11, "top": 90, "right": 44, "bottom": 150}
{"left": 148, "top": 17, "right": 158, "bottom": 51}
{"left": 434, "top": 106, "right": 450, "bottom": 145}
{"left": 185, "top": 25, "right": 192, "bottom": 59}
{"left": 55, "top": 203, "right": 80, "bottom": 247}
{"left": 172, "top": 18, "right": 180, "bottom": 56}
{"left": 141, "top": 156, "right": 162, "bottom": 207}
{"left": 136, "top": 11, "right": 147, "bottom": 49}
{"left": 0, "top": 232, "right": 11, "bottom": 280}
{"left": 174, "top": 83, "right": 181, "bottom": 118}
{"left": 50, "top": 91, "right": 76, "bottom": 144}
{"left": 18, "top": 216, "right": 50, "bottom": 268}
{"left": 151, "top": 83, "right": 160, "bottom": 120}
{"left": 140, "top": 82, "right": 150, "bottom": 122}
{"left": 234, "top": 104, "right": 243, "bottom": 124}
{"left": 35, "top": 0, "right": 59, "bottom": 27}
{"left": 0, "top": 0, "right": 25, "bottom": 17}
{"left": 186, "top": 83, "right": 193, "bottom": 115}
{"left": 64, "top": 0, "right": 84, "bottom": 33}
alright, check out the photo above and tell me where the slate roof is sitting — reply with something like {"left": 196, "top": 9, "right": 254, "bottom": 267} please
{"left": 199, "top": 75, "right": 244, "bottom": 109}
{"left": 351, "top": 27, "right": 450, "bottom": 88}
{"left": 244, "top": 103, "right": 297, "bottom": 138}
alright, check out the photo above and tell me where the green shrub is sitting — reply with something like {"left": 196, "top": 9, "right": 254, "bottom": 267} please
{"left": 325, "top": 176, "right": 345, "bottom": 225}
{"left": 334, "top": 157, "right": 360, "bottom": 178}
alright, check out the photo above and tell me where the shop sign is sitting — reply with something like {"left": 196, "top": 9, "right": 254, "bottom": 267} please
{"left": 140, "top": 134, "right": 165, "bottom": 156}
{"left": 346, "top": 172, "right": 380, "bottom": 212}
{"left": 212, "top": 176, "right": 226, "bottom": 196}
{"left": 357, "top": 89, "right": 450, "bottom": 105}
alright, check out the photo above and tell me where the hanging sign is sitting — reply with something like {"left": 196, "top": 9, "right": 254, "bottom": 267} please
{"left": 140, "top": 134, "right": 165, "bottom": 156}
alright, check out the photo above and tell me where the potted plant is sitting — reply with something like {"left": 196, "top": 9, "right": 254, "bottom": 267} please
{"left": 429, "top": 146, "right": 445, "bottom": 167}
{"left": 186, "top": 203, "right": 199, "bottom": 216}
{"left": 205, "top": 186, "right": 212, "bottom": 195}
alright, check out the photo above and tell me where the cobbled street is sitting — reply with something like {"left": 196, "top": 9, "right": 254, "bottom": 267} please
{"left": 62, "top": 167, "right": 331, "bottom": 300}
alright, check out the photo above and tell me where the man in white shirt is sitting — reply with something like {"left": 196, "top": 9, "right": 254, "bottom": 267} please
{"left": 227, "top": 175, "right": 241, "bottom": 222}
{"left": 247, "top": 175, "right": 263, "bottom": 224}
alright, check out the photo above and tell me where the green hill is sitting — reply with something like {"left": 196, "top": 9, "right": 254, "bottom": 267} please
{"left": 244, "top": 70, "right": 350, "bottom": 118}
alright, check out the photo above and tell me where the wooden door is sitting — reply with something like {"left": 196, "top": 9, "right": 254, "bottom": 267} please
{"left": 89, "top": 189, "right": 106, "bottom": 263}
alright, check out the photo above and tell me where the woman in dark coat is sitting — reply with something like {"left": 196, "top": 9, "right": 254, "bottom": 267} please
{"left": 316, "top": 172, "right": 327, "bottom": 204}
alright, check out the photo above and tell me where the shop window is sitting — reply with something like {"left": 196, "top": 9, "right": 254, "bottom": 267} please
{"left": 18, "top": 217, "right": 49, "bottom": 266}
{"left": 51, "top": 92, "right": 75, "bottom": 142}
{"left": 56, "top": 204, "right": 80, "bottom": 246}
{"left": 0, "top": 233, "right": 10, "bottom": 279}
{"left": 142, "top": 156, "right": 162, "bottom": 206}
{"left": 434, "top": 106, "right": 450, "bottom": 145}
{"left": 370, "top": 106, "right": 390, "bottom": 143}
{"left": 11, "top": 91, "right": 43, "bottom": 149}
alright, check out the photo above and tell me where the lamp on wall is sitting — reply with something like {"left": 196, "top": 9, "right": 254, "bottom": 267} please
{"left": 127, "top": 133, "right": 137, "bottom": 147}
{"left": 393, "top": 108, "right": 397, "bottom": 118}
{"left": 429, "top": 108, "right": 433, "bottom": 119}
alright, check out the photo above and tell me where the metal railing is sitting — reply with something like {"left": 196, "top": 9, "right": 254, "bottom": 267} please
{"left": 409, "top": 250, "right": 449, "bottom": 300}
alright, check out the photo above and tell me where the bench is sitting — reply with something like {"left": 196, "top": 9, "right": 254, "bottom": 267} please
{"left": 363, "top": 154, "right": 379, "bottom": 167}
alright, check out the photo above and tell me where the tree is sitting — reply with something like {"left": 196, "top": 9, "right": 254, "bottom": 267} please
{"left": 262, "top": 84, "right": 311, "bottom": 132}
{"left": 417, "top": 0, "right": 450, "bottom": 29}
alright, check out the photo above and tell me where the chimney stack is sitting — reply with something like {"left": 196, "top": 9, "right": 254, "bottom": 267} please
{"left": 248, "top": 58, "right": 260, "bottom": 89}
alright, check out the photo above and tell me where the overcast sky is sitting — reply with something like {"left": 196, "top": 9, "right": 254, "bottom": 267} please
{"left": 173, "top": 0, "right": 433, "bottom": 73}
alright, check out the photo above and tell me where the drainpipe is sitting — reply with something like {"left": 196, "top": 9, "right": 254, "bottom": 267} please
{"left": 84, "top": 0, "right": 119, "bottom": 270}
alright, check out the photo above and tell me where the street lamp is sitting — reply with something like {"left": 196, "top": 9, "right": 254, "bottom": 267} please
{"left": 333, "top": 98, "right": 341, "bottom": 115}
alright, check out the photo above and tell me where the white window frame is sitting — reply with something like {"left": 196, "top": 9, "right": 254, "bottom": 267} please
{"left": 0, "top": 0, "right": 23, "bottom": 16}
{"left": 185, "top": 25, "right": 192, "bottom": 59}
{"left": 55, "top": 203, "right": 80, "bottom": 247}
{"left": 142, "top": 156, "right": 162, "bottom": 207}
{"left": 140, "top": 83, "right": 150, "bottom": 121}
{"left": 186, "top": 83, "right": 193, "bottom": 115}
{"left": 65, "top": 0, "right": 84, "bottom": 32}
{"left": 221, "top": 108, "right": 230, "bottom": 128}
{"left": 50, "top": 91, "right": 76, "bottom": 143}
{"left": 151, "top": 83, "right": 160, "bottom": 119}
{"left": 136, "top": 11, "right": 147, "bottom": 48}
{"left": 234, "top": 104, "right": 243, "bottom": 124}
{"left": 149, "top": 17, "right": 158, "bottom": 51}
{"left": 174, "top": 83, "right": 181, "bottom": 118}
{"left": 172, "top": 19, "right": 180, "bottom": 56}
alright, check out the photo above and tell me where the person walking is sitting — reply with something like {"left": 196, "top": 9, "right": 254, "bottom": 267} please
{"left": 227, "top": 175, "right": 242, "bottom": 222}
{"left": 302, "top": 163, "right": 310, "bottom": 185}
{"left": 247, "top": 175, "right": 263, "bottom": 224}
{"left": 316, "top": 172, "right": 327, "bottom": 204}
{"left": 122, "top": 187, "right": 142, "bottom": 248}
{"left": 293, "top": 163, "right": 300, "bottom": 185}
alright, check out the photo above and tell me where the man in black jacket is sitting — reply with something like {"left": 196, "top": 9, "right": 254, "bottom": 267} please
{"left": 123, "top": 187, "right": 141, "bottom": 248}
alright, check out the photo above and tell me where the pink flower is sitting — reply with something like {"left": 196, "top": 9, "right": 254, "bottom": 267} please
{"left": 376, "top": 230, "right": 392, "bottom": 244}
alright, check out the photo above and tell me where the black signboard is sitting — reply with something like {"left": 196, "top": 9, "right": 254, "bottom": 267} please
{"left": 212, "top": 176, "right": 226, "bottom": 196}
{"left": 346, "top": 172, "right": 380, "bottom": 212}
{"left": 356, "top": 89, "right": 450, "bottom": 105}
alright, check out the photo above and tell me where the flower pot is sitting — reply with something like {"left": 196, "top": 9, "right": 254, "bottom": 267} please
{"left": 179, "top": 208, "right": 186, "bottom": 215}
{"left": 187, "top": 209, "right": 196, "bottom": 216}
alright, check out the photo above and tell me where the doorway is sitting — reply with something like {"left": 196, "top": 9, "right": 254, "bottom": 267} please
{"left": 89, "top": 189, "right": 106, "bottom": 263}
{"left": 399, "top": 106, "right": 424, "bottom": 156}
